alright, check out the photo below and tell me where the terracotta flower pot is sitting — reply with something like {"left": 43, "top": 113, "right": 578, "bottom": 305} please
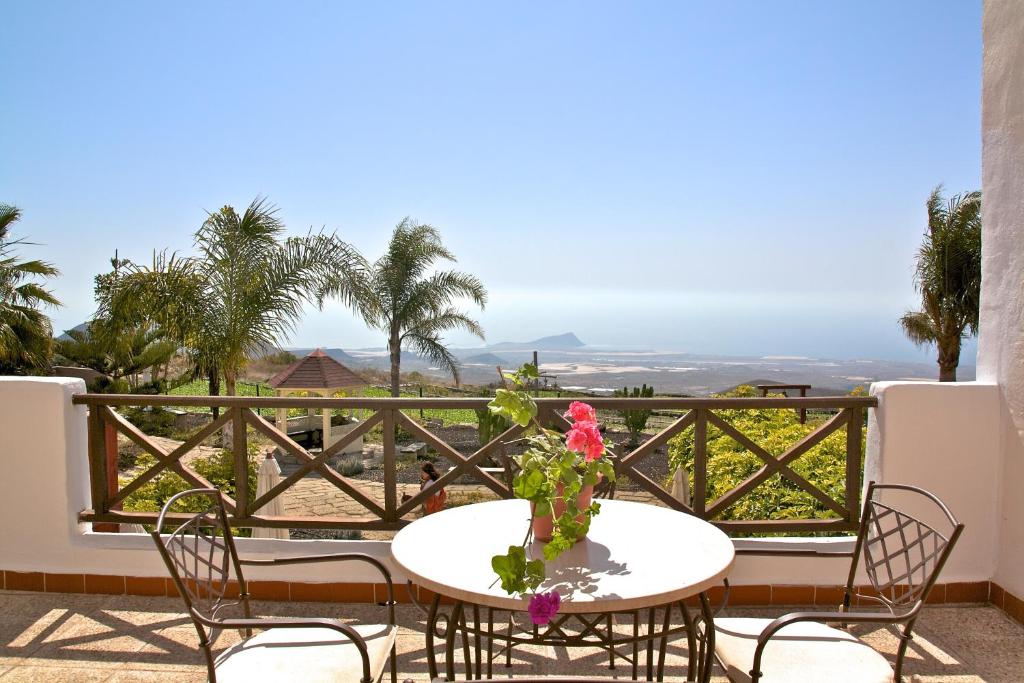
{"left": 531, "top": 482, "right": 595, "bottom": 543}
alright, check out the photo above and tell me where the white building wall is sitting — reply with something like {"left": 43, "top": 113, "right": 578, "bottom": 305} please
{"left": 980, "top": 0, "right": 1024, "bottom": 598}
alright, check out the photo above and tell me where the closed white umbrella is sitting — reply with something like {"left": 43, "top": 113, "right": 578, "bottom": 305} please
{"left": 670, "top": 465, "right": 691, "bottom": 508}
{"left": 253, "top": 453, "right": 289, "bottom": 540}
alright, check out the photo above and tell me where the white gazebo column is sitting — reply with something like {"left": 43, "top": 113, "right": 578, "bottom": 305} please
{"left": 322, "top": 390, "right": 332, "bottom": 449}
{"left": 275, "top": 390, "right": 288, "bottom": 433}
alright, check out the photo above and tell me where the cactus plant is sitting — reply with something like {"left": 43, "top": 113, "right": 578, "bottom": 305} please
{"left": 615, "top": 384, "right": 654, "bottom": 447}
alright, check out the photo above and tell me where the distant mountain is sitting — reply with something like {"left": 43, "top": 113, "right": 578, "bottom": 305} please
{"left": 489, "top": 332, "right": 585, "bottom": 351}
{"left": 55, "top": 321, "right": 90, "bottom": 342}
{"left": 289, "top": 347, "right": 360, "bottom": 365}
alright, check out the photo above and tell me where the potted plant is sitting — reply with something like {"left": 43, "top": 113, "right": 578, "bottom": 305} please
{"left": 487, "top": 363, "right": 616, "bottom": 624}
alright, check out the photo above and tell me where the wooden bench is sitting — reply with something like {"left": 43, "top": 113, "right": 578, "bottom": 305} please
{"left": 399, "top": 442, "right": 428, "bottom": 457}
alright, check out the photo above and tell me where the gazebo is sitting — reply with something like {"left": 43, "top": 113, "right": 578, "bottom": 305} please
{"left": 267, "top": 349, "right": 368, "bottom": 454}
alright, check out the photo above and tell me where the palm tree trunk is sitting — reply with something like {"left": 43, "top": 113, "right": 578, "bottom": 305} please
{"left": 208, "top": 368, "right": 221, "bottom": 419}
{"left": 938, "top": 337, "right": 961, "bottom": 382}
{"left": 221, "top": 368, "right": 237, "bottom": 449}
{"left": 389, "top": 328, "right": 401, "bottom": 397}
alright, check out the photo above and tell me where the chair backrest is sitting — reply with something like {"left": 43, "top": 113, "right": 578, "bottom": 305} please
{"left": 846, "top": 482, "right": 964, "bottom": 613}
{"left": 150, "top": 488, "right": 253, "bottom": 649}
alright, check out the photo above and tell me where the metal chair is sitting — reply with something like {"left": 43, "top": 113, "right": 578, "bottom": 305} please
{"left": 150, "top": 488, "right": 398, "bottom": 683}
{"left": 713, "top": 481, "right": 964, "bottom": 683}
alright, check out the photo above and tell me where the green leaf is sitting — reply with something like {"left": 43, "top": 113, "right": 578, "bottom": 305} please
{"left": 489, "top": 388, "right": 537, "bottom": 427}
{"left": 525, "top": 559, "right": 546, "bottom": 590}
{"left": 514, "top": 468, "right": 546, "bottom": 500}
{"left": 491, "top": 545, "right": 528, "bottom": 594}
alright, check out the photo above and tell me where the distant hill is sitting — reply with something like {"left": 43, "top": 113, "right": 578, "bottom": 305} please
{"left": 489, "top": 332, "right": 585, "bottom": 351}
{"left": 460, "top": 352, "right": 508, "bottom": 366}
{"left": 56, "top": 321, "right": 90, "bottom": 342}
{"left": 288, "top": 347, "right": 360, "bottom": 365}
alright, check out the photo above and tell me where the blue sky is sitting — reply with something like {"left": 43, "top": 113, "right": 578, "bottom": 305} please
{"left": 1, "top": 1, "right": 981, "bottom": 361}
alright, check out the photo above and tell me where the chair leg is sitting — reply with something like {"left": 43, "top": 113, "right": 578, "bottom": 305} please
{"left": 390, "top": 642, "right": 398, "bottom": 683}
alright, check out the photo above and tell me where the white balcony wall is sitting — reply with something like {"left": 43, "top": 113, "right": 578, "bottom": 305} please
{"left": 980, "top": 0, "right": 1024, "bottom": 600}
{"left": 0, "top": 377, "right": 392, "bottom": 584}
{"left": 866, "top": 381, "right": 1001, "bottom": 584}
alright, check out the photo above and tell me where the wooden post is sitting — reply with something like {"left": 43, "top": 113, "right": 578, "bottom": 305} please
{"left": 233, "top": 407, "right": 249, "bottom": 519}
{"left": 383, "top": 409, "right": 398, "bottom": 522}
{"left": 88, "top": 408, "right": 118, "bottom": 532}
{"left": 845, "top": 407, "right": 863, "bottom": 523}
{"left": 693, "top": 408, "right": 707, "bottom": 517}
{"left": 799, "top": 386, "right": 808, "bottom": 424}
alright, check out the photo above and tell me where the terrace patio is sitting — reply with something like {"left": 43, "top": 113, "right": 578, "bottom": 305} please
{"left": 0, "top": 591, "right": 1021, "bottom": 682}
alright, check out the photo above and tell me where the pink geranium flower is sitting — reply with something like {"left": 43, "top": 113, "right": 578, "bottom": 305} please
{"left": 528, "top": 590, "right": 561, "bottom": 625}
{"left": 565, "top": 420, "right": 605, "bottom": 462}
{"left": 563, "top": 401, "right": 597, "bottom": 424}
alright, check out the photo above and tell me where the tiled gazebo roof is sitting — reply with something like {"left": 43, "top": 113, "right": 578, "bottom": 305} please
{"left": 267, "top": 348, "right": 367, "bottom": 391}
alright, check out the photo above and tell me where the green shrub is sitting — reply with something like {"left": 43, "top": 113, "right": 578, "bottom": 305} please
{"left": 122, "top": 406, "right": 177, "bottom": 438}
{"left": 336, "top": 455, "right": 364, "bottom": 476}
{"left": 667, "top": 385, "right": 860, "bottom": 524}
{"left": 121, "top": 445, "right": 260, "bottom": 535}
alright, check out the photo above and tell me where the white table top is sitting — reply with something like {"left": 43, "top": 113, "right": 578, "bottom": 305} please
{"left": 391, "top": 498, "right": 735, "bottom": 613}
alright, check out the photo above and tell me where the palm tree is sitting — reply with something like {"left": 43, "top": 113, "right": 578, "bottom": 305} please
{"left": 0, "top": 204, "right": 61, "bottom": 374}
{"left": 55, "top": 322, "right": 177, "bottom": 390}
{"left": 333, "top": 218, "right": 486, "bottom": 396}
{"left": 99, "top": 197, "right": 363, "bottom": 396}
{"left": 899, "top": 185, "right": 982, "bottom": 382}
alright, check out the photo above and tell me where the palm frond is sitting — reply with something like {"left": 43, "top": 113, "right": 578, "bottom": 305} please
{"left": 899, "top": 310, "right": 938, "bottom": 347}
{"left": 405, "top": 332, "right": 462, "bottom": 386}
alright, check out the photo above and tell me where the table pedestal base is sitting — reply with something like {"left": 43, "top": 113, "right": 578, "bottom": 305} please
{"left": 418, "top": 589, "right": 717, "bottom": 682}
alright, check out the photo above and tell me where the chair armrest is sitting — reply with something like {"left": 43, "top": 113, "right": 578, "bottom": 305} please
{"left": 239, "top": 553, "right": 394, "bottom": 602}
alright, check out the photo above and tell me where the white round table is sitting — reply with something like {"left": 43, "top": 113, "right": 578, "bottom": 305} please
{"left": 392, "top": 498, "right": 735, "bottom": 681}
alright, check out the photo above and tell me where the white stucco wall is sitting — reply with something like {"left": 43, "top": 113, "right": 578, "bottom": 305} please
{"left": 866, "top": 381, "right": 1001, "bottom": 584}
{"left": 0, "top": 377, "right": 393, "bottom": 584}
{"left": 980, "top": 0, "right": 1024, "bottom": 598}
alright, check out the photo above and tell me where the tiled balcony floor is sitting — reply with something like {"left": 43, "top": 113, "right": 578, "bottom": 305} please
{"left": 0, "top": 589, "right": 1021, "bottom": 681}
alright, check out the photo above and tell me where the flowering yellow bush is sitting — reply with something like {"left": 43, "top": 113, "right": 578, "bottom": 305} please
{"left": 667, "top": 385, "right": 862, "bottom": 525}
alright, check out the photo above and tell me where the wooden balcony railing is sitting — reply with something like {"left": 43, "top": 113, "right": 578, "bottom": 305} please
{"left": 71, "top": 394, "right": 877, "bottom": 535}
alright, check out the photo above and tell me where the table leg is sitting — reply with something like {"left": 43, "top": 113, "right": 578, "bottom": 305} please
{"left": 459, "top": 607, "right": 473, "bottom": 678}
{"left": 632, "top": 610, "right": 640, "bottom": 680}
{"left": 646, "top": 607, "right": 656, "bottom": 680}
{"left": 698, "top": 592, "right": 717, "bottom": 683}
{"left": 472, "top": 604, "right": 482, "bottom": 679}
{"left": 444, "top": 600, "right": 465, "bottom": 682}
{"left": 657, "top": 605, "right": 672, "bottom": 680}
{"left": 486, "top": 607, "right": 495, "bottom": 679}
{"left": 678, "top": 600, "right": 698, "bottom": 682}
{"left": 425, "top": 594, "right": 442, "bottom": 682}
{"left": 606, "top": 613, "right": 615, "bottom": 670}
